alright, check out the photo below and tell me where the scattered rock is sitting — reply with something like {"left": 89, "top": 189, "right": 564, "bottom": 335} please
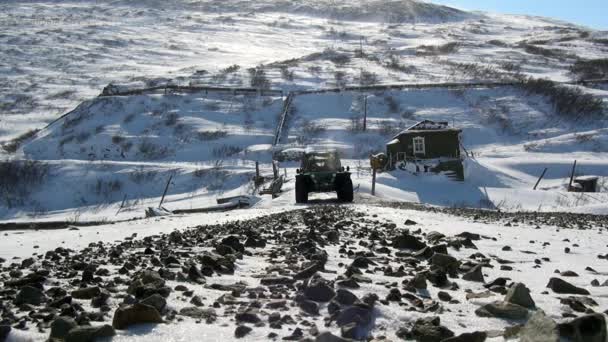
{"left": 234, "top": 325, "right": 252, "bottom": 338}
{"left": 49, "top": 316, "right": 78, "bottom": 340}
{"left": 334, "top": 289, "right": 358, "bottom": 306}
{"left": 298, "top": 299, "right": 319, "bottom": 315}
{"left": 546, "top": 278, "right": 590, "bottom": 295}
{"left": 437, "top": 291, "right": 452, "bottom": 302}
{"left": 71, "top": 286, "right": 101, "bottom": 300}
{"left": 315, "top": 331, "right": 350, "bottom": 342}
{"left": 140, "top": 293, "right": 167, "bottom": 313}
{"left": 558, "top": 313, "right": 607, "bottom": 342}
{"left": 430, "top": 253, "right": 459, "bottom": 271}
{"left": 505, "top": 283, "right": 535, "bottom": 309}
{"left": 14, "top": 285, "right": 46, "bottom": 306}
{"left": 0, "top": 325, "right": 10, "bottom": 342}
{"left": 475, "top": 301, "right": 529, "bottom": 320}
{"left": 65, "top": 325, "right": 116, "bottom": 342}
{"left": 392, "top": 233, "right": 426, "bottom": 250}
{"left": 462, "top": 264, "right": 485, "bottom": 282}
{"left": 112, "top": 303, "right": 163, "bottom": 329}
{"left": 304, "top": 279, "right": 336, "bottom": 302}
{"left": 519, "top": 310, "right": 558, "bottom": 342}
{"left": 442, "top": 331, "right": 487, "bottom": 342}
{"left": 178, "top": 307, "right": 217, "bottom": 323}
{"left": 410, "top": 316, "right": 454, "bottom": 342}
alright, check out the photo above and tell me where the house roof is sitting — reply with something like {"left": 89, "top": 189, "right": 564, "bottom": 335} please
{"left": 391, "top": 120, "right": 461, "bottom": 140}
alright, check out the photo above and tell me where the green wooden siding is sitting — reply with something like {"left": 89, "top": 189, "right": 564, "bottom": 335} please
{"left": 387, "top": 130, "right": 461, "bottom": 160}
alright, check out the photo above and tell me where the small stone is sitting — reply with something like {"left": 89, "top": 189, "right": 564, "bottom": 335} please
{"left": 298, "top": 300, "right": 319, "bottom": 315}
{"left": 437, "top": 291, "right": 452, "bottom": 302}
{"left": 234, "top": 325, "right": 252, "bottom": 338}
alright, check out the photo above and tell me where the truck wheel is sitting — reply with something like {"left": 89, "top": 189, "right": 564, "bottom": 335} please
{"left": 338, "top": 178, "right": 353, "bottom": 203}
{"left": 295, "top": 177, "right": 308, "bottom": 203}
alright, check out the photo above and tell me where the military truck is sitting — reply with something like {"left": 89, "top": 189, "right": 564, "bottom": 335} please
{"left": 295, "top": 151, "right": 353, "bottom": 203}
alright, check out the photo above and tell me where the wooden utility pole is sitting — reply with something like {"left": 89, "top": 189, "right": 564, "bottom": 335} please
{"left": 371, "top": 168, "right": 376, "bottom": 196}
{"left": 159, "top": 174, "right": 173, "bottom": 208}
{"left": 533, "top": 168, "right": 548, "bottom": 190}
{"left": 363, "top": 95, "right": 368, "bottom": 131}
{"left": 568, "top": 160, "right": 577, "bottom": 192}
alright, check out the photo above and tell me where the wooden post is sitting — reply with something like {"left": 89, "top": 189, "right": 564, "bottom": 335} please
{"left": 116, "top": 194, "right": 127, "bottom": 216}
{"left": 533, "top": 168, "right": 548, "bottom": 190}
{"left": 568, "top": 160, "right": 577, "bottom": 192}
{"left": 371, "top": 168, "right": 376, "bottom": 196}
{"left": 255, "top": 161, "right": 260, "bottom": 179}
{"left": 272, "top": 161, "right": 278, "bottom": 180}
{"left": 363, "top": 96, "right": 368, "bottom": 131}
{"left": 159, "top": 174, "right": 173, "bottom": 208}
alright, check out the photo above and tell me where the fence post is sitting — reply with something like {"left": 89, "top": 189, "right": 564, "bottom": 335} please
{"left": 159, "top": 174, "right": 174, "bottom": 208}
{"left": 568, "top": 160, "right": 577, "bottom": 192}
{"left": 533, "top": 168, "right": 548, "bottom": 190}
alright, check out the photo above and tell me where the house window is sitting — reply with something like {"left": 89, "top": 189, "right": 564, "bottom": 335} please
{"left": 413, "top": 136, "right": 425, "bottom": 155}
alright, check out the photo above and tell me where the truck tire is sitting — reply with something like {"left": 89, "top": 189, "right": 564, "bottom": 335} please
{"left": 338, "top": 177, "right": 353, "bottom": 203}
{"left": 295, "top": 177, "right": 308, "bottom": 203}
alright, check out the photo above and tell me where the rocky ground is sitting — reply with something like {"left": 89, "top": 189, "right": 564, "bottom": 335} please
{"left": 1, "top": 205, "right": 607, "bottom": 342}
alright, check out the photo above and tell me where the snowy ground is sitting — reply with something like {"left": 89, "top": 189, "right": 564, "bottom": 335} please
{"left": 1, "top": 203, "right": 607, "bottom": 341}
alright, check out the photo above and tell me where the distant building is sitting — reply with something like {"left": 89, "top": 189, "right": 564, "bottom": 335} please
{"left": 386, "top": 120, "right": 464, "bottom": 180}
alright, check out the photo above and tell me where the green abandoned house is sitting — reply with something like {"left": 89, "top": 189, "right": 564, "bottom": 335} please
{"left": 386, "top": 120, "right": 464, "bottom": 180}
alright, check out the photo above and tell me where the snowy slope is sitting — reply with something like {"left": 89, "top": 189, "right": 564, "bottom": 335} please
{"left": 0, "top": 0, "right": 606, "bottom": 220}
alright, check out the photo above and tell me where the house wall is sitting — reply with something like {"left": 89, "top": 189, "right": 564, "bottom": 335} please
{"left": 387, "top": 130, "right": 461, "bottom": 161}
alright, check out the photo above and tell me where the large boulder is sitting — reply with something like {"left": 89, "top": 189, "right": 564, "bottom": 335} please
{"left": 410, "top": 316, "right": 454, "bottom": 342}
{"left": 14, "top": 285, "right": 46, "bottom": 305}
{"left": 475, "top": 301, "right": 529, "bottom": 320}
{"left": 392, "top": 233, "right": 426, "bottom": 250}
{"left": 127, "top": 270, "right": 170, "bottom": 299}
{"left": 519, "top": 310, "right": 558, "bottom": 342}
{"left": 505, "top": 283, "right": 536, "bottom": 309}
{"left": 65, "top": 325, "right": 116, "bottom": 342}
{"left": 112, "top": 303, "right": 163, "bottom": 330}
{"left": 304, "top": 279, "right": 336, "bottom": 302}
{"left": 558, "top": 314, "right": 607, "bottom": 342}
{"left": 336, "top": 304, "right": 373, "bottom": 327}
{"left": 430, "top": 254, "right": 459, "bottom": 271}
{"left": 140, "top": 293, "right": 167, "bottom": 313}
{"left": 546, "top": 278, "right": 590, "bottom": 295}
{"left": 49, "top": 316, "right": 78, "bottom": 341}
{"left": 0, "top": 325, "right": 10, "bottom": 342}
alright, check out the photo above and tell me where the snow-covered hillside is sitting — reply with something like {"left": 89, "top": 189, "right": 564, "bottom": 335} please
{"left": 0, "top": 0, "right": 607, "bottom": 217}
